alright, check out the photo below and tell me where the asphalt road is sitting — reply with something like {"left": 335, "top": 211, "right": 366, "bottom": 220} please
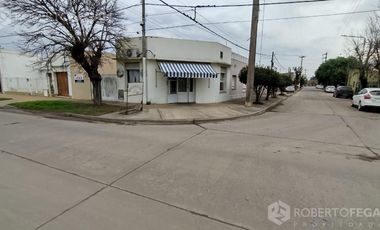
{"left": 0, "top": 87, "right": 380, "bottom": 230}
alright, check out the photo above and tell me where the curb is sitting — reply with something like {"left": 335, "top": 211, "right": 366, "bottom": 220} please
{"left": 64, "top": 95, "right": 290, "bottom": 125}
{"left": 0, "top": 92, "right": 295, "bottom": 125}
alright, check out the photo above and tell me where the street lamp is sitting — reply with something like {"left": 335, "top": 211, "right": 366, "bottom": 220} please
{"left": 341, "top": 34, "right": 366, "bottom": 43}
{"left": 341, "top": 35, "right": 366, "bottom": 90}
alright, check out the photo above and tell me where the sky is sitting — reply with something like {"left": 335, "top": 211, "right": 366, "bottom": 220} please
{"left": 0, "top": 0, "right": 378, "bottom": 77}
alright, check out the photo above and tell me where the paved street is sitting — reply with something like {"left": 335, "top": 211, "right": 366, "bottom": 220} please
{"left": 1, "top": 87, "right": 380, "bottom": 230}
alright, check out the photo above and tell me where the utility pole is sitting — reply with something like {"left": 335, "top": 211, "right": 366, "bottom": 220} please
{"left": 245, "top": 0, "right": 260, "bottom": 107}
{"left": 322, "top": 52, "right": 328, "bottom": 63}
{"left": 141, "top": 0, "right": 147, "bottom": 109}
{"left": 271, "top": 51, "right": 275, "bottom": 70}
{"left": 0, "top": 47, "right": 2, "bottom": 94}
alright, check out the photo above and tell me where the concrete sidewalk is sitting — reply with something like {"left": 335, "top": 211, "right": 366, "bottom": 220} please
{"left": 0, "top": 92, "right": 291, "bottom": 124}
{"left": 92, "top": 95, "right": 290, "bottom": 124}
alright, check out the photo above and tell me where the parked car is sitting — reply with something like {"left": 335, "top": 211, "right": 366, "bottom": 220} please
{"left": 316, "top": 85, "right": 324, "bottom": 89}
{"left": 325, "top": 86, "right": 336, "bottom": 93}
{"left": 333, "top": 86, "right": 353, "bottom": 98}
{"left": 352, "top": 88, "right": 380, "bottom": 111}
{"left": 285, "top": 85, "right": 295, "bottom": 92}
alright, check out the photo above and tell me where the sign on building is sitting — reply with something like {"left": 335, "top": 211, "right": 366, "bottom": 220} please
{"left": 74, "top": 74, "right": 85, "bottom": 83}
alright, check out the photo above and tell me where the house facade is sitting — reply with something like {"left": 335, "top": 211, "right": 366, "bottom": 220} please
{"left": 0, "top": 50, "right": 48, "bottom": 95}
{"left": 230, "top": 53, "right": 248, "bottom": 99}
{"left": 1, "top": 37, "right": 248, "bottom": 104}
{"left": 116, "top": 36, "right": 247, "bottom": 104}
{"left": 347, "top": 69, "right": 380, "bottom": 93}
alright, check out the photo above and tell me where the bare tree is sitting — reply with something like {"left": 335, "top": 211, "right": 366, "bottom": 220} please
{"left": 2, "top": 0, "right": 124, "bottom": 105}
{"left": 349, "top": 16, "right": 377, "bottom": 89}
{"left": 369, "top": 15, "right": 380, "bottom": 87}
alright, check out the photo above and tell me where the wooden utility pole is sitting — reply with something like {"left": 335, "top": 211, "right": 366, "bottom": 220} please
{"left": 142, "top": 0, "right": 147, "bottom": 109}
{"left": 245, "top": 0, "right": 260, "bottom": 107}
{"left": 271, "top": 51, "right": 275, "bottom": 70}
{"left": 142, "top": 0, "right": 147, "bottom": 58}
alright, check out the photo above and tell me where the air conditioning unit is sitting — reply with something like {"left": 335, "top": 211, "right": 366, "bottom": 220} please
{"left": 126, "top": 49, "right": 141, "bottom": 58}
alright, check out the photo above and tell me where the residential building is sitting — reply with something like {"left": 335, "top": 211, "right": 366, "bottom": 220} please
{"left": 347, "top": 69, "right": 380, "bottom": 93}
{"left": 117, "top": 36, "right": 247, "bottom": 104}
{"left": 1, "top": 37, "right": 248, "bottom": 105}
{"left": 230, "top": 53, "right": 247, "bottom": 99}
{"left": 0, "top": 50, "right": 48, "bottom": 95}
{"left": 1, "top": 50, "right": 117, "bottom": 100}
{"left": 65, "top": 54, "right": 118, "bottom": 100}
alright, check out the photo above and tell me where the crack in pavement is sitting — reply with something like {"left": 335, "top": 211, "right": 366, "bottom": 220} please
{"left": 0, "top": 127, "right": 249, "bottom": 230}
{"left": 324, "top": 98, "right": 380, "bottom": 160}
{"left": 337, "top": 116, "right": 380, "bottom": 159}
{"left": 202, "top": 127, "right": 372, "bottom": 151}
{"left": 110, "top": 185, "right": 250, "bottom": 230}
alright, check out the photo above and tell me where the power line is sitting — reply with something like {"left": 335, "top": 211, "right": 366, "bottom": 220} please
{"left": 264, "top": 9, "right": 379, "bottom": 21}
{"left": 155, "top": 0, "right": 251, "bottom": 52}
{"left": 195, "top": 11, "right": 246, "bottom": 49}
{"left": 0, "top": 34, "right": 19, "bottom": 38}
{"left": 274, "top": 54, "right": 287, "bottom": 70}
{"left": 145, "top": 0, "right": 330, "bottom": 9}
{"left": 259, "top": 0, "right": 266, "bottom": 65}
{"left": 144, "top": 9, "right": 380, "bottom": 32}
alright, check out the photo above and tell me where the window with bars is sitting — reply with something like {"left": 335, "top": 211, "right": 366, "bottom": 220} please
{"left": 127, "top": 69, "right": 140, "bottom": 83}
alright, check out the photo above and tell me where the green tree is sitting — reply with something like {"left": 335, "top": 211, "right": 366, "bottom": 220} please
{"left": 278, "top": 74, "right": 293, "bottom": 94}
{"left": 239, "top": 66, "right": 280, "bottom": 103}
{"left": 300, "top": 76, "right": 308, "bottom": 88}
{"left": 315, "top": 57, "right": 358, "bottom": 86}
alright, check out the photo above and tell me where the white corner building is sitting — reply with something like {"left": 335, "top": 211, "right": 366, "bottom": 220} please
{"left": 118, "top": 37, "right": 247, "bottom": 104}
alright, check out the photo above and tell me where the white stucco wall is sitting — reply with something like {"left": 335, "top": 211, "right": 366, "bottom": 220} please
{"left": 231, "top": 53, "right": 248, "bottom": 99}
{"left": 0, "top": 50, "right": 47, "bottom": 94}
{"left": 119, "top": 37, "right": 236, "bottom": 104}
{"left": 127, "top": 37, "right": 232, "bottom": 66}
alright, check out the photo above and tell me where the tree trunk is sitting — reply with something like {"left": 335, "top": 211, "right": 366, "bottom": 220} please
{"left": 272, "top": 88, "right": 277, "bottom": 98}
{"left": 359, "top": 69, "right": 368, "bottom": 89}
{"left": 91, "top": 77, "right": 102, "bottom": 105}
{"left": 265, "top": 87, "right": 270, "bottom": 100}
{"left": 255, "top": 86, "right": 260, "bottom": 103}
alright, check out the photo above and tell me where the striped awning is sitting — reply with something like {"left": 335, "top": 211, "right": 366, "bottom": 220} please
{"left": 158, "top": 61, "right": 218, "bottom": 78}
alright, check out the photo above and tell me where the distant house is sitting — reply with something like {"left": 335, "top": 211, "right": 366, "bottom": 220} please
{"left": 115, "top": 36, "right": 247, "bottom": 104}
{"left": 347, "top": 69, "right": 380, "bottom": 93}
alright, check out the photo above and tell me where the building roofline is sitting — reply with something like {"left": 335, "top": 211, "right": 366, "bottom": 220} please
{"left": 127, "top": 36, "right": 232, "bottom": 50}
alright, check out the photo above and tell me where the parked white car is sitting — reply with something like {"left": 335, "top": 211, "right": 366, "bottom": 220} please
{"left": 285, "top": 85, "right": 295, "bottom": 92}
{"left": 352, "top": 88, "right": 380, "bottom": 111}
{"left": 316, "top": 85, "right": 324, "bottom": 89}
{"left": 325, "top": 86, "right": 336, "bottom": 93}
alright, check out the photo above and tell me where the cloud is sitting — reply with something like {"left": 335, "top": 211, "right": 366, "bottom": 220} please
{"left": 1, "top": 0, "right": 376, "bottom": 76}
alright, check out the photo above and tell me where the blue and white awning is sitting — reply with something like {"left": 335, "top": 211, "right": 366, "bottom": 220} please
{"left": 158, "top": 61, "right": 218, "bottom": 78}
